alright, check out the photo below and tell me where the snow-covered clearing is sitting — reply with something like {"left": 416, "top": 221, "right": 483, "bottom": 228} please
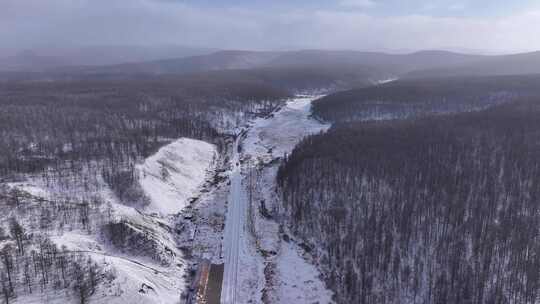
{"left": 273, "top": 241, "right": 334, "bottom": 303}
{"left": 243, "top": 95, "right": 330, "bottom": 162}
{"left": 14, "top": 249, "right": 183, "bottom": 304}
{"left": 48, "top": 231, "right": 185, "bottom": 304}
{"left": 137, "top": 137, "right": 217, "bottom": 215}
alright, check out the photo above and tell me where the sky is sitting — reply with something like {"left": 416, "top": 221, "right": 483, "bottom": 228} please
{"left": 2, "top": 0, "right": 540, "bottom": 54}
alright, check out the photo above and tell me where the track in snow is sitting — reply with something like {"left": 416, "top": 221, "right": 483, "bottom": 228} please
{"left": 221, "top": 136, "right": 248, "bottom": 304}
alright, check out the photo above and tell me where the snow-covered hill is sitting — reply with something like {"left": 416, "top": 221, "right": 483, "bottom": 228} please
{"left": 0, "top": 136, "right": 222, "bottom": 304}
{"left": 137, "top": 138, "right": 217, "bottom": 215}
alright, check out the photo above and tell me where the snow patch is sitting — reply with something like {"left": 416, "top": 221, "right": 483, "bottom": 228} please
{"left": 137, "top": 138, "right": 217, "bottom": 215}
{"left": 275, "top": 241, "right": 334, "bottom": 303}
{"left": 375, "top": 77, "right": 399, "bottom": 85}
{"left": 243, "top": 96, "right": 330, "bottom": 162}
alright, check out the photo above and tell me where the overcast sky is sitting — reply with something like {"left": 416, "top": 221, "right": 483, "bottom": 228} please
{"left": 2, "top": 0, "right": 540, "bottom": 54}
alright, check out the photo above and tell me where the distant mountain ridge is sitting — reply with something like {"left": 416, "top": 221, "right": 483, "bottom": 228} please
{"left": 266, "top": 49, "right": 484, "bottom": 72}
{"left": 0, "top": 45, "right": 215, "bottom": 72}
{"left": 52, "top": 49, "right": 485, "bottom": 77}
{"left": 4, "top": 48, "right": 540, "bottom": 81}
{"left": 406, "top": 51, "right": 540, "bottom": 78}
{"left": 0, "top": 50, "right": 67, "bottom": 72}
{"left": 70, "top": 50, "right": 281, "bottom": 75}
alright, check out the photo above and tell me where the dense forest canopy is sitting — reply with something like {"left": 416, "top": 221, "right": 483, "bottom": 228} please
{"left": 278, "top": 97, "right": 540, "bottom": 304}
{"left": 0, "top": 77, "right": 288, "bottom": 177}
{"left": 312, "top": 75, "right": 540, "bottom": 123}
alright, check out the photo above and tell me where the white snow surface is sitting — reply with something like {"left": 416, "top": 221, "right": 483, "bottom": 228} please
{"left": 48, "top": 231, "right": 185, "bottom": 304}
{"left": 376, "top": 77, "right": 399, "bottom": 85}
{"left": 275, "top": 241, "right": 334, "bottom": 303}
{"left": 220, "top": 96, "right": 333, "bottom": 304}
{"left": 221, "top": 137, "right": 265, "bottom": 304}
{"left": 137, "top": 137, "right": 217, "bottom": 215}
{"left": 243, "top": 96, "right": 330, "bottom": 162}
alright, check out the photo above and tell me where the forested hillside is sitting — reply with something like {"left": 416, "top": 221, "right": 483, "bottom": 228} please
{"left": 312, "top": 75, "right": 540, "bottom": 122}
{"left": 0, "top": 57, "right": 391, "bottom": 302}
{"left": 0, "top": 64, "right": 387, "bottom": 93}
{"left": 405, "top": 51, "right": 540, "bottom": 79}
{"left": 278, "top": 99, "right": 540, "bottom": 304}
{"left": 0, "top": 77, "right": 285, "bottom": 179}
{"left": 0, "top": 75, "right": 288, "bottom": 302}
{"left": 0, "top": 185, "right": 114, "bottom": 303}
{"left": 45, "top": 49, "right": 482, "bottom": 81}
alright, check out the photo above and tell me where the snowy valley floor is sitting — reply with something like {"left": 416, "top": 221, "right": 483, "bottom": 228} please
{"left": 212, "top": 96, "right": 334, "bottom": 304}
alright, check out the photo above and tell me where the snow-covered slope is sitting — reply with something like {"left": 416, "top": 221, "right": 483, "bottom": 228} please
{"left": 137, "top": 138, "right": 217, "bottom": 215}
{"left": 2, "top": 137, "right": 222, "bottom": 304}
{"left": 3, "top": 183, "right": 188, "bottom": 304}
{"left": 49, "top": 231, "right": 185, "bottom": 304}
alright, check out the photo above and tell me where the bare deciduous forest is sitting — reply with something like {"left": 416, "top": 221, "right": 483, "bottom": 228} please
{"left": 312, "top": 75, "right": 540, "bottom": 122}
{"left": 0, "top": 75, "right": 288, "bottom": 303}
{"left": 3, "top": 44, "right": 540, "bottom": 303}
{"left": 278, "top": 90, "right": 540, "bottom": 304}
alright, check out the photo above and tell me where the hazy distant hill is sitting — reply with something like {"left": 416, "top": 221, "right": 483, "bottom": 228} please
{"left": 72, "top": 50, "right": 281, "bottom": 75}
{"left": 0, "top": 45, "right": 215, "bottom": 72}
{"left": 0, "top": 50, "right": 68, "bottom": 72}
{"left": 267, "top": 50, "right": 484, "bottom": 73}
{"left": 57, "top": 49, "right": 485, "bottom": 77}
{"left": 7, "top": 48, "right": 540, "bottom": 83}
{"left": 45, "top": 45, "right": 216, "bottom": 66}
{"left": 406, "top": 51, "right": 540, "bottom": 78}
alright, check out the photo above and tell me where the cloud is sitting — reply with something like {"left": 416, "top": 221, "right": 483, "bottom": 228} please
{"left": 0, "top": 0, "right": 539, "bottom": 54}
{"left": 339, "top": 0, "right": 376, "bottom": 8}
{"left": 449, "top": 3, "right": 467, "bottom": 11}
